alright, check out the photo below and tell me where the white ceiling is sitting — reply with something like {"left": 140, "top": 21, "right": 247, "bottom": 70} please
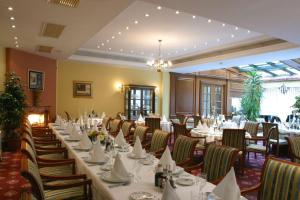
{"left": 81, "top": 1, "right": 262, "bottom": 60}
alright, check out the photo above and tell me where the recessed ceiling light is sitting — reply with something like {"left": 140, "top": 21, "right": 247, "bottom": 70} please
{"left": 157, "top": 6, "right": 162, "bottom": 10}
{"left": 10, "top": 17, "right": 15, "bottom": 21}
{"left": 175, "top": 10, "right": 180, "bottom": 14}
{"left": 120, "top": 49, "right": 123, "bottom": 52}
{"left": 112, "top": 36, "right": 115, "bottom": 39}
{"left": 12, "top": 25, "right": 16, "bottom": 28}
{"left": 247, "top": 30, "right": 251, "bottom": 34}
{"left": 97, "top": 45, "right": 100, "bottom": 48}
{"left": 101, "top": 43, "right": 104, "bottom": 46}
{"left": 14, "top": 36, "right": 18, "bottom": 40}
{"left": 208, "top": 19, "right": 212, "bottom": 23}
{"left": 192, "top": 15, "right": 196, "bottom": 19}
{"left": 231, "top": 34, "right": 235, "bottom": 38}
{"left": 222, "top": 23, "right": 226, "bottom": 27}
{"left": 16, "top": 45, "right": 19, "bottom": 48}
{"left": 126, "top": 26, "right": 129, "bottom": 30}
{"left": 106, "top": 39, "right": 110, "bottom": 43}
{"left": 109, "top": 47, "right": 112, "bottom": 50}
{"left": 217, "top": 38, "right": 220, "bottom": 42}
{"left": 15, "top": 41, "right": 18, "bottom": 44}
{"left": 145, "top": 13, "right": 149, "bottom": 17}
{"left": 235, "top": 27, "right": 239, "bottom": 30}
{"left": 118, "top": 32, "right": 122, "bottom": 35}
{"left": 8, "top": 7, "right": 13, "bottom": 11}
{"left": 134, "top": 20, "right": 138, "bottom": 24}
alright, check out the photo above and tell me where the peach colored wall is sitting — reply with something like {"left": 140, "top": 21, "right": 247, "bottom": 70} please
{"left": 6, "top": 48, "right": 57, "bottom": 120}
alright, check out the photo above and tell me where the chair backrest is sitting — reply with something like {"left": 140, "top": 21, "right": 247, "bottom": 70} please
{"left": 150, "top": 129, "right": 170, "bottom": 152}
{"left": 121, "top": 121, "right": 133, "bottom": 137}
{"left": 258, "top": 157, "right": 300, "bottom": 200}
{"left": 102, "top": 117, "right": 111, "bottom": 130}
{"left": 145, "top": 117, "right": 161, "bottom": 133}
{"left": 173, "top": 123, "right": 188, "bottom": 138}
{"left": 133, "top": 126, "right": 149, "bottom": 144}
{"left": 287, "top": 136, "right": 300, "bottom": 163}
{"left": 244, "top": 121, "right": 259, "bottom": 137}
{"left": 222, "top": 129, "right": 246, "bottom": 151}
{"left": 21, "top": 158, "right": 45, "bottom": 200}
{"left": 172, "top": 135, "right": 198, "bottom": 164}
{"left": 109, "top": 119, "right": 122, "bottom": 133}
{"left": 262, "top": 122, "right": 278, "bottom": 138}
{"left": 203, "top": 144, "right": 239, "bottom": 182}
{"left": 21, "top": 140, "right": 38, "bottom": 165}
{"left": 21, "top": 132, "right": 37, "bottom": 153}
{"left": 65, "top": 111, "right": 72, "bottom": 121}
{"left": 176, "top": 114, "right": 186, "bottom": 124}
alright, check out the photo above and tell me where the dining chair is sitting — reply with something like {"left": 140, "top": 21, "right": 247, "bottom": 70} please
{"left": 192, "top": 115, "right": 202, "bottom": 128}
{"left": 108, "top": 119, "right": 122, "bottom": 136}
{"left": 102, "top": 116, "right": 111, "bottom": 130}
{"left": 287, "top": 136, "right": 300, "bottom": 164}
{"left": 131, "top": 125, "right": 149, "bottom": 145}
{"left": 145, "top": 117, "right": 161, "bottom": 134}
{"left": 121, "top": 120, "right": 134, "bottom": 140}
{"left": 246, "top": 127, "right": 277, "bottom": 159}
{"left": 222, "top": 128, "right": 246, "bottom": 174}
{"left": 21, "top": 140, "right": 76, "bottom": 176}
{"left": 144, "top": 129, "right": 170, "bottom": 156}
{"left": 21, "top": 158, "right": 92, "bottom": 200}
{"left": 172, "top": 135, "right": 198, "bottom": 167}
{"left": 241, "top": 157, "right": 300, "bottom": 200}
{"left": 244, "top": 121, "right": 259, "bottom": 138}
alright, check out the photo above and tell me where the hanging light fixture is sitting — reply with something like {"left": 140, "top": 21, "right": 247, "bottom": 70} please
{"left": 147, "top": 40, "right": 172, "bottom": 72}
{"left": 279, "top": 82, "right": 289, "bottom": 94}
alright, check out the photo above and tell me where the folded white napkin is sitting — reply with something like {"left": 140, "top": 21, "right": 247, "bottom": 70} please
{"left": 55, "top": 115, "right": 61, "bottom": 124}
{"left": 110, "top": 154, "right": 130, "bottom": 181}
{"left": 212, "top": 167, "right": 241, "bottom": 200}
{"left": 69, "top": 125, "right": 81, "bottom": 140}
{"left": 65, "top": 122, "right": 73, "bottom": 134}
{"left": 162, "top": 115, "right": 168, "bottom": 123}
{"left": 132, "top": 137, "right": 146, "bottom": 158}
{"left": 158, "top": 147, "right": 176, "bottom": 171}
{"left": 86, "top": 118, "right": 91, "bottom": 129}
{"left": 79, "top": 132, "right": 92, "bottom": 149}
{"left": 197, "top": 122, "right": 203, "bottom": 129}
{"left": 202, "top": 123, "right": 210, "bottom": 132}
{"left": 161, "top": 181, "right": 180, "bottom": 200}
{"left": 138, "top": 114, "right": 144, "bottom": 122}
{"left": 90, "top": 140, "right": 106, "bottom": 162}
{"left": 79, "top": 116, "right": 84, "bottom": 127}
{"left": 115, "top": 130, "right": 127, "bottom": 146}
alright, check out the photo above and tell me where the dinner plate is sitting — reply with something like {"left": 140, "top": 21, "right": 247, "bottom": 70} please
{"left": 127, "top": 152, "right": 147, "bottom": 159}
{"left": 100, "top": 164, "right": 113, "bottom": 171}
{"left": 172, "top": 166, "right": 184, "bottom": 175}
{"left": 65, "top": 137, "right": 80, "bottom": 142}
{"left": 99, "top": 171, "right": 130, "bottom": 183}
{"left": 83, "top": 156, "right": 109, "bottom": 165}
{"left": 175, "top": 177, "right": 195, "bottom": 186}
{"left": 138, "top": 158, "right": 154, "bottom": 165}
{"left": 129, "top": 191, "right": 156, "bottom": 200}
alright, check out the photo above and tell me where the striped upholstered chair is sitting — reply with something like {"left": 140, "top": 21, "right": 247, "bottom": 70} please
{"left": 21, "top": 158, "right": 92, "bottom": 200}
{"left": 263, "top": 123, "right": 287, "bottom": 156}
{"left": 172, "top": 135, "right": 198, "bottom": 166}
{"left": 120, "top": 121, "right": 134, "bottom": 140}
{"left": 287, "top": 136, "right": 300, "bottom": 164}
{"left": 244, "top": 121, "right": 259, "bottom": 138}
{"left": 102, "top": 116, "right": 111, "bottom": 130}
{"left": 21, "top": 140, "right": 76, "bottom": 176}
{"left": 201, "top": 144, "right": 239, "bottom": 183}
{"left": 145, "top": 129, "right": 170, "bottom": 156}
{"left": 222, "top": 128, "right": 246, "bottom": 174}
{"left": 130, "top": 126, "right": 149, "bottom": 145}
{"left": 242, "top": 157, "right": 300, "bottom": 200}
{"left": 108, "top": 119, "right": 122, "bottom": 136}
{"left": 145, "top": 117, "right": 161, "bottom": 134}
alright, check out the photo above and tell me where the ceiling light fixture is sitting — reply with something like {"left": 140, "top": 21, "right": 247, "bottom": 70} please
{"left": 120, "top": 49, "right": 123, "bottom": 52}
{"left": 126, "top": 26, "right": 129, "bottom": 30}
{"left": 8, "top": 6, "right": 13, "bottom": 11}
{"left": 15, "top": 41, "right": 18, "bottom": 44}
{"left": 147, "top": 39, "right": 172, "bottom": 72}
{"left": 175, "top": 10, "right": 180, "bottom": 14}
{"left": 145, "top": 13, "right": 149, "bottom": 17}
{"left": 101, "top": 43, "right": 104, "bottom": 46}
{"left": 157, "top": 6, "right": 162, "bottom": 10}
{"left": 97, "top": 45, "right": 100, "bottom": 48}
{"left": 16, "top": 45, "right": 19, "bottom": 48}
{"left": 109, "top": 48, "right": 112, "bottom": 50}
{"left": 222, "top": 23, "right": 226, "bottom": 27}
{"left": 235, "top": 27, "right": 239, "bottom": 30}
{"left": 231, "top": 34, "right": 235, "bottom": 38}
{"left": 112, "top": 36, "right": 115, "bottom": 39}
{"left": 12, "top": 25, "right": 16, "bottom": 28}
{"left": 192, "top": 15, "right": 196, "bottom": 19}
{"left": 14, "top": 36, "right": 18, "bottom": 40}
{"left": 10, "top": 17, "right": 15, "bottom": 20}
{"left": 208, "top": 19, "right": 212, "bottom": 23}
{"left": 118, "top": 32, "right": 122, "bottom": 35}
{"left": 247, "top": 30, "right": 251, "bottom": 34}
{"left": 106, "top": 39, "right": 110, "bottom": 43}
{"left": 134, "top": 20, "right": 138, "bottom": 24}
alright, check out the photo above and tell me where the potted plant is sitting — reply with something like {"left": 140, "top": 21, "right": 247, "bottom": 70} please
{"left": 0, "top": 73, "right": 26, "bottom": 151}
{"left": 241, "top": 71, "right": 263, "bottom": 121}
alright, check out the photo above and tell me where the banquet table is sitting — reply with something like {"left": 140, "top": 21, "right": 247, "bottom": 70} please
{"left": 49, "top": 123, "right": 246, "bottom": 200}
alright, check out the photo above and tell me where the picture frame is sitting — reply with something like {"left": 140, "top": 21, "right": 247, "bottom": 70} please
{"left": 28, "top": 70, "right": 44, "bottom": 90}
{"left": 73, "top": 81, "right": 92, "bottom": 98}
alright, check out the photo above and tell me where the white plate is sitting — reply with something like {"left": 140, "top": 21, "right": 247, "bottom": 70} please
{"left": 100, "top": 164, "right": 113, "bottom": 171}
{"left": 99, "top": 171, "right": 130, "bottom": 183}
{"left": 83, "top": 156, "right": 109, "bottom": 165}
{"left": 172, "top": 166, "right": 184, "bottom": 175}
{"left": 138, "top": 158, "right": 154, "bottom": 165}
{"left": 65, "top": 137, "right": 80, "bottom": 142}
{"left": 130, "top": 191, "right": 156, "bottom": 200}
{"left": 175, "top": 177, "right": 195, "bottom": 186}
{"left": 127, "top": 152, "right": 147, "bottom": 159}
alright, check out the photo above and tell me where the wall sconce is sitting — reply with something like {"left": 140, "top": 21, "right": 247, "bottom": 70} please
{"left": 115, "top": 82, "right": 124, "bottom": 92}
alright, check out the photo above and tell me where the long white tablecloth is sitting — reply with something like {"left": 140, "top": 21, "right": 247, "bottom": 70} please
{"left": 49, "top": 124, "right": 246, "bottom": 200}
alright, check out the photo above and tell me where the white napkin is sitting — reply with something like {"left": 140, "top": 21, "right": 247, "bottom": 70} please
{"left": 197, "top": 122, "right": 203, "bottom": 129}
{"left": 79, "top": 132, "right": 92, "bottom": 149}
{"left": 90, "top": 141, "right": 106, "bottom": 162}
{"left": 132, "top": 137, "right": 145, "bottom": 158}
{"left": 162, "top": 115, "right": 168, "bottom": 123}
{"left": 55, "top": 115, "right": 61, "bottom": 124}
{"left": 115, "top": 130, "right": 127, "bottom": 146}
{"left": 69, "top": 125, "right": 81, "bottom": 140}
{"left": 138, "top": 114, "right": 144, "bottom": 122}
{"left": 101, "top": 112, "right": 106, "bottom": 119}
{"left": 79, "top": 116, "right": 84, "bottom": 127}
{"left": 86, "top": 118, "right": 91, "bottom": 129}
{"left": 161, "top": 181, "right": 180, "bottom": 200}
{"left": 110, "top": 154, "right": 130, "bottom": 181}
{"left": 158, "top": 147, "right": 176, "bottom": 171}
{"left": 65, "top": 122, "right": 73, "bottom": 134}
{"left": 212, "top": 167, "right": 241, "bottom": 200}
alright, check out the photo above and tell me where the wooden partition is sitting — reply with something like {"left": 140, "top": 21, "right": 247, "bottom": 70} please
{"left": 170, "top": 70, "right": 245, "bottom": 117}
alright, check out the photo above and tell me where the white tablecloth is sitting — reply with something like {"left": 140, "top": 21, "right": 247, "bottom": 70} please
{"left": 49, "top": 124, "right": 246, "bottom": 200}
{"left": 135, "top": 121, "right": 173, "bottom": 133}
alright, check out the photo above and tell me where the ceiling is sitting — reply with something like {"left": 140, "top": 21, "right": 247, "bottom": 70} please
{"left": 1, "top": 0, "right": 300, "bottom": 73}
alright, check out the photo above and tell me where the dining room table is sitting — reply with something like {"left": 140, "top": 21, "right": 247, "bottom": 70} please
{"left": 49, "top": 123, "right": 247, "bottom": 200}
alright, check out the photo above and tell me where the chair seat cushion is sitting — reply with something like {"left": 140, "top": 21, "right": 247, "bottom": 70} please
{"left": 39, "top": 153, "right": 65, "bottom": 160}
{"left": 246, "top": 144, "right": 266, "bottom": 152}
{"left": 40, "top": 165, "right": 73, "bottom": 176}
{"left": 45, "top": 185, "right": 85, "bottom": 200}
{"left": 269, "top": 139, "right": 288, "bottom": 145}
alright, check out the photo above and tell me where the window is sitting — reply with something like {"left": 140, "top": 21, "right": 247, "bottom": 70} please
{"left": 201, "top": 84, "right": 223, "bottom": 117}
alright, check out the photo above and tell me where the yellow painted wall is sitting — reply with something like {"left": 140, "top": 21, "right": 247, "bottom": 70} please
{"left": 161, "top": 72, "right": 170, "bottom": 118}
{"left": 57, "top": 60, "right": 163, "bottom": 118}
{"left": 0, "top": 46, "right": 6, "bottom": 92}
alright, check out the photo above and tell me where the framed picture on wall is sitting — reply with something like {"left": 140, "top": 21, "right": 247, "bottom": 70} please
{"left": 73, "top": 81, "right": 92, "bottom": 98}
{"left": 28, "top": 70, "right": 44, "bottom": 90}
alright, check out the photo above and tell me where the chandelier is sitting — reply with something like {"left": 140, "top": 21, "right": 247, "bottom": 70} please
{"left": 147, "top": 40, "right": 172, "bottom": 72}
